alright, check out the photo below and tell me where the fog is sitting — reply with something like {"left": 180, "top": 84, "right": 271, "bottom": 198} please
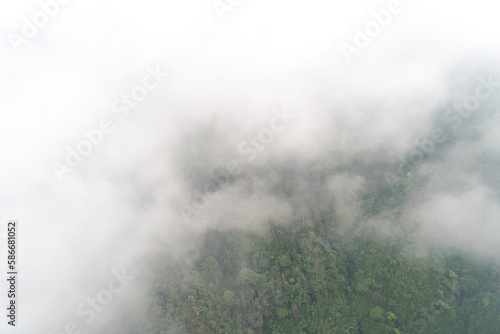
{"left": 1, "top": 0, "right": 500, "bottom": 332}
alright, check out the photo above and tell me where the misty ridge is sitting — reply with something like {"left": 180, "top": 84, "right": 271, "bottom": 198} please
{"left": 1, "top": 0, "right": 500, "bottom": 333}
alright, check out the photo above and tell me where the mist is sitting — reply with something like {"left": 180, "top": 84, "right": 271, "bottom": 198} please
{"left": 1, "top": 0, "right": 500, "bottom": 332}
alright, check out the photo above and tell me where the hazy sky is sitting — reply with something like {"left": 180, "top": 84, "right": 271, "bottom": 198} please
{"left": 1, "top": 0, "right": 500, "bottom": 332}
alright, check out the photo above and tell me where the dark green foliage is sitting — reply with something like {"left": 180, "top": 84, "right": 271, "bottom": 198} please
{"left": 131, "top": 146, "right": 500, "bottom": 333}
{"left": 132, "top": 219, "right": 500, "bottom": 334}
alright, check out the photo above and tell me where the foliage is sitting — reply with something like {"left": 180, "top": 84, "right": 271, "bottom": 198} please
{"left": 131, "top": 154, "right": 500, "bottom": 334}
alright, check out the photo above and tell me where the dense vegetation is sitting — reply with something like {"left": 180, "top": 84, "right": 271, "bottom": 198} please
{"left": 130, "top": 111, "right": 500, "bottom": 333}
{"left": 131, "top": 225, "right": 499, "bottom": 333}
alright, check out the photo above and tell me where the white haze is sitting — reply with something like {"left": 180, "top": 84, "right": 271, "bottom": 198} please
{"left": 1, "top": 0, "right": 500, "bottom": 332}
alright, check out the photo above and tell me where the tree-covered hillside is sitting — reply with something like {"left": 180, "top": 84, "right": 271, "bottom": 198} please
{"left": 130, "top": 144, "right": 500, "bottom": 333}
